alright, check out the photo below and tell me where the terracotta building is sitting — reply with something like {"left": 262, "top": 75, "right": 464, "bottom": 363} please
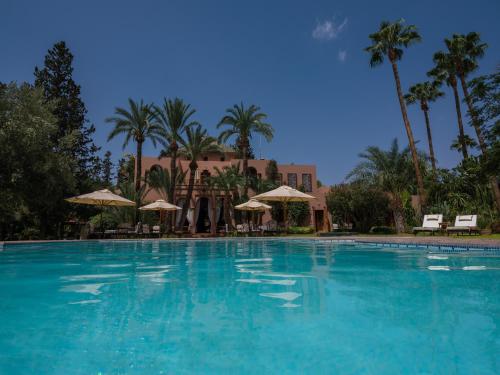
{"left": 140, "top": 147, "right": 330, "bottom": 233}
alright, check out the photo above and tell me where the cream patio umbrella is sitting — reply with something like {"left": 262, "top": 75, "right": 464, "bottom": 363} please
{"left": 139, "top": 199, "right": 181, "bottom": 232}
{"left": 235, "top": 199, "right": 272, "bottom": 228}
{"left": 252, "top": 185, "right": 315, "bottom": 231}
{"left": 234, "top": 199, "right": 272, "bottom": 211}
{"left": 66, "top": 189, "right": 135, "bottom": 235}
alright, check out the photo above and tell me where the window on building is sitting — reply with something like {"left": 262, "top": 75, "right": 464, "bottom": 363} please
{"left": 302, "top": 173, "right": 312, "bottom": 192}
{"left": 287, "top": 173, "right": 297, "bottom": 188}
{"left": 278, "top": 173, "right": 283, "bottom": 185}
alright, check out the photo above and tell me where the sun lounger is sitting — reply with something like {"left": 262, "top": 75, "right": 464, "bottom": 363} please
{"left": 236, "top": 224, "right": 250, "bottom": 235}
{"left": 413, "top": 214, "right": 443, "bottom": 235}
{"left": 446, "top": 215, "right": 479, "bottom": 235}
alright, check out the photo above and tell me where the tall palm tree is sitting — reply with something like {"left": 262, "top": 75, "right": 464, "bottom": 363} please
{"left": 445, "top": 33, "right": 500, "bottom": 211}
{"left": 365, "top": 19, "right": 426, "bottom": 208}
{"left": 211, "top": 164, "right": 244, "bottom": 231}
{"left": 153, "top": 98, "right": 198, "bottom": 206}
{"left": 177, "top": 125, "right": 220, "bottom": 231}
{"left": 404, "top": 81, "right": 444, "bottom": 173}
{"left": 445, "top": 32, "right": 488, "bottom": 151}
{"left": 217, "top": 103, "right": 273, "bottom": 197}
{"left": 347, "top": 139, "right": 421, "bottom": 233}
{"left": 428, "top": 51, "right": 469, "bottom": 160}
{"left": 106, "top": 99, "right": 163, "bottom": 220}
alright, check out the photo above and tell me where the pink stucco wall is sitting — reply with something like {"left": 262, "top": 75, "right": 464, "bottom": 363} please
{"left": 139, "top": 154, "right": 329, "bottom": 230}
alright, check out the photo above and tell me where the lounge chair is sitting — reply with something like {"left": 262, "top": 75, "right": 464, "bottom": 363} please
{"left": 446, "top": 215, "right": 480, "bottom": 235}
{"left": 236, "top": 224, "right": 250, "bottom": 235}
{"left": 413, "top": 214, "right": 443, "bottom": 235}
{"left": 127, "top": 222, "right": 142, "bottom": 238}
{"left": 152, "top": 225, "right": 161, "bottom": 237}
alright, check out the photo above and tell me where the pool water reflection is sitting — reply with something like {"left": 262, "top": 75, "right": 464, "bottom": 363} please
{"left": 0, "top": 240, "right": 498, "bottom": 374}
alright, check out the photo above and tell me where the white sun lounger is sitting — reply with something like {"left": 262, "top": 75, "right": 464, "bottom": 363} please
{"left": 446, "top": 215, "right": 479, "bottom": 235}
{"left": 413, "top": 214, "right": 443, "bottom": 235}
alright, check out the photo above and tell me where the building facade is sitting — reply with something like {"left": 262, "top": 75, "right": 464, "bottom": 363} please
{"left": 140, "top": 148, "right": 330, "bottom": 233}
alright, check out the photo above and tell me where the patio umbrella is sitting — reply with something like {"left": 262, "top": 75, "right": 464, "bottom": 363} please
{"left": 252, "top": 185, "right": 315, "bottom": 230}
{"left": 234, "top": 199, "right": 272, "bottom": 211}
{"left": 66, "top": 189, "right": 135, "bottom": 235}
{"left": 235, "top": 199, "right": 272, "bottom": 227}
{"left": 139, "top": 199, "right": 181, "bottom": 232}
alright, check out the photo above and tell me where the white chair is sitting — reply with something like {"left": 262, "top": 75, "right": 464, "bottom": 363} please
{"left": 446, "top": 215, "right": 479, "bottom": 235}
{"left": 413, "top": 214, "right": 443, "bottom": 235}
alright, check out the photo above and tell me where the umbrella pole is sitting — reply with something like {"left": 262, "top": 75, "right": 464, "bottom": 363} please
{"left": 100, "top": 204, "right": 104, "bottom": 239}
{"left": 283, "top": 201, "right": 288, "bottom": 234}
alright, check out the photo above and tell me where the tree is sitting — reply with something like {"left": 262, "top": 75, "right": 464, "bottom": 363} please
{"left": 211, "top": 164, "right": 244, "bottom": 230}
{"left": 428, "top": 51, "right": 469, "bottom": 159}
{"left": 217, "top": 103, "right": 273, "bottom": 197}
{"left": 265, "top": 159, "right": 280, "bottom": 184}
{"left": 444, "top": 33, "right": 500, "bottom": 210}
{"left": 404, "top": 81, "right": 444, "bottom": 173}
{"left": 233, "top": 136, "right": 255, "bottom": 159}
{"left": 153, "top": 98, "right": 198, "bottom": 207}
{"left": 34, "top": 41, "right": 100, "bottom": 191}
{"left": 365, "top": 19, "right": 426, "bottom": 208}
{"left": 451, "top": 135, "right": 477, "bottom": 155}
{"left": 106, "top": 99, "right": 164, "bottom": 221}
{"left": 177, "top": 126, "right": 220, "bottom": 231}
{"left": 327, "top": 184, "right": 390, "bottom": 233}
{"left": 347, "top": 139, "right": 424, "bottom": 233}
{"left": 147, "top": 165, "right": 187, "bottom": 202}
{"left": 0, "top": 83, "right": 75, "bottom": 239}
{"left": 288, "top": 186, "right": 311, "bottom": 227}
{"left": 117, "top": 154, "right": 135, "bottom": 184}
{"left": 101, "top": 151, "right": 113, "bottom": 187}
{"left": 445, "top": 33, "right": 488, "bottom": 151}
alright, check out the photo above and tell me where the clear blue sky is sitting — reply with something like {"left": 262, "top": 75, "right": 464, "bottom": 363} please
{"left": 1, "top": 0, "right": 499, "bottom": 184}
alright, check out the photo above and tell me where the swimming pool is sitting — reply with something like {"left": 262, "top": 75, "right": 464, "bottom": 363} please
{"left": 0, "top": 239, "right": 498, "bottom": 374}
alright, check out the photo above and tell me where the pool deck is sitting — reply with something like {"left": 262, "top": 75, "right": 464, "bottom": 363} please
{"left": 1, "top": 235, "right": 499, "bottom": 249}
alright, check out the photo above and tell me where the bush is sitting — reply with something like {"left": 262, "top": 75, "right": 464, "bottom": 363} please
{"left": 89, "top": 212, "right": 119, "bottom": 230}
{"left": 287, "top": 226, "right": 314, "bottom": 234}
{"left": 369, "top": 226, "right": 396, "bottom": 235}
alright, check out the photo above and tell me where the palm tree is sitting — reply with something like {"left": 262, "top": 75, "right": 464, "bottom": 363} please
{"left": 347, "top": 139, "right": 421, "bottom": 233}
{"left": 365, "top": 19, "right": 426, "bottom": 208}
{"left": 153, "top": 98, "right": 198, "bottom": 205}
{"left": 445, "top": 32, "right": 488, "bottom": 151}
{"left": 445, "top": 33, "right": 500, "bottom": 211}
{"left": 450, "top": 135, "right": 477, "bottom": 156}
{"left": 106, "top": 99, "right": 163, "bottom": 220}
{"left": 404, "top": 81, "right": 444, "bottom": 173}
{"left": 428, "top": 51, "right": 469, "bottom": 160}
{"left": 217, "top": 103, "right": 273, "bottom": 197}
{"left": 147, "top": 166, "right": 187, "bottom": 202}
{"left": 177, "top": 125, "right": 220, "bottom": 231}
{"left": 211, "top": 164, "right": 244, "bottom": 231}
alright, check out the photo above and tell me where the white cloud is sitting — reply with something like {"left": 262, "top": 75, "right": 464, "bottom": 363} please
{"left": 338, "top": 50, "right": 347, "bottom": 62}
{"left": 312, "top": 17, "right": 348, "bottom": 41}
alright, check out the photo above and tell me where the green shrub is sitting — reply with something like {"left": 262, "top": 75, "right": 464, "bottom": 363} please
{"left": 89, "top": 212, "right": 119, "bottom": 230}
{"left": 287, "top": 226, "right": 314, "bottom": 234}
{"left": 19, "top": 227, "right": 41, "bottom": 240}
{"left": 369, "top": 226, "right": 396, "bottom": 235}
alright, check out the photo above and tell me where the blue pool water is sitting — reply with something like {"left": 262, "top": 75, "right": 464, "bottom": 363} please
{"left": 0, "top": 239, "right": 498, "bottom": 375}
